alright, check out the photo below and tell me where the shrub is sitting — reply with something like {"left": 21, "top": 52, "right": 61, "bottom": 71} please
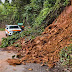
{"left": 60, "top": 44, "right": 72, "bottom": 67}
{"left": 0, "top": 33, "right": 21, "bottom": 48}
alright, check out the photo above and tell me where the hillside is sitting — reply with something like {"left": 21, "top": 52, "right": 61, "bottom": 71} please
{"left": 6, "top": 5, "right": 72, "bottom": 69}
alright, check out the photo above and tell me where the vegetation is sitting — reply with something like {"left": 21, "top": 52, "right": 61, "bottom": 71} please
{"left": 0, "top": 0, "right": 70, "bottom": 27}
{"left": 0, "top": 28, "right": 5, "bottom": 31}
{"left": 0, "top": 32, "right": 24, "bottom": 48}
{"left": 0, "top": 28, "right": 34, "bottom": 48}
{"left": 60, "top": 44, "right": 72, "bottom": 67}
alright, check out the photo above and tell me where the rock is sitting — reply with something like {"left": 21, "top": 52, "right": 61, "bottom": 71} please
{"left": 48, "top": 63, "right": 55, "bottom": 68}
{"left": 36, "top": 40, "right": 40, "bottom": 44}
{"left": 13, "top": 68, "right": 16, "bottom": 71}
{"left": 40, "top": 36, "right": 45, "bottom": 40}
{"left": 16, "top": 53, "right": 22, "bottom": 58}
{"left": 12, "top": 55, "right": 15, "bottom": 59}
{"left": 22, "top": 62, "right": 26, "bottom": 65}
{"left": 7, "top": 59, "right": 22, "bottom": 65}
{"left": 40, "top": 64, "right": 45, "bottom": 66}
{"left": 46, "top": 68, "right": 49, "bottom": 71}
{"left": 7, "top": 46, "right": 13, "bottom": 50}
{"left": 7, "top": 51, "right": 11, "bottom": 53}
{"left": 28, "top": 68, "right": 33, "bottom": 71}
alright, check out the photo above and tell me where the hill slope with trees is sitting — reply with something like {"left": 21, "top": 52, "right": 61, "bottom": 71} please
{"left": 0, "top": 0, "right": 70, "bottom": 29}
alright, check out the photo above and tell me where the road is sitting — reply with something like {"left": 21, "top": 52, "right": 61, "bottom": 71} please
{"left": 0, "top": 31, "right": 6, "bottom": 42}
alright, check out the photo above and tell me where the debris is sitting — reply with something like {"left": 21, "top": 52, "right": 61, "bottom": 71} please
{"left": 22, "top": 62, "right": 26, "bottom": 65}
{"left": 12, "top": 55, "right": 15, "bottom": 59}
{"left": 16, "top": 53, "right": 22, "bottom": 58}
{"left": 46, "top": 68, "right": 49, "bottom": 71}
{"left": 13, "top": 68, "right": 16, "bottom": 71}
{"left": 7, "top": 59, "right": 22, "bottom": 65}
{"left": 28, "top": 68, "right": 33, "bottom": 71}
{"left": 40, "top": 64, "right": 45, "bottom": 66}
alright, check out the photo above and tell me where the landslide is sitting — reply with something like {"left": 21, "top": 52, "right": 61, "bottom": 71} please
{"left": 6, "top": 5, "right": 72, "bottom": 68}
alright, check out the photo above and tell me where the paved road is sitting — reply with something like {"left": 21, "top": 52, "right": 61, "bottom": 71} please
{"left": 0, "top": 31, "right": 6, "bottom": 42}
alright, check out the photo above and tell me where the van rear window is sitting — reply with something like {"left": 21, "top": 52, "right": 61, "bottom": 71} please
{"left": 9, "top": 26, "right": 19, "bottom": 29}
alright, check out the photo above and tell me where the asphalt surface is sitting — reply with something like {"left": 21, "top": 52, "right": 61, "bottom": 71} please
{"left": 0, "top": 31, "right": 6, "bottom": 42}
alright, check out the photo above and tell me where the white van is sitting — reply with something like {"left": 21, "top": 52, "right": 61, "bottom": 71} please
{"left": 5, "top": 25, "right": 22, "bottom": 36}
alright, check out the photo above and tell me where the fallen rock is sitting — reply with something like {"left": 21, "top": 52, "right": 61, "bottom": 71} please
{"left": 22, "top": 61, "right": 26, "bottom": 65}
{"left": 40, "top": 64, "right": 45, "bottom": 66}
{"left": 16, "top": 53, "right": 22, "bottom": 58}
{"left": 7, "top": 59, "right": 22, "bottom": 65}
{"left": 28, "top": 68, "right": 33, "bottom": 71}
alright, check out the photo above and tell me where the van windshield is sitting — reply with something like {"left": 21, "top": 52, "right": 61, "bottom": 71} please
{"left": 9, "top": 26, "right": 19, "bottom": 29}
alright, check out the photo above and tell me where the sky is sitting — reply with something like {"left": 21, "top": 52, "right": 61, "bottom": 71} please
{"left": 1, "top": 0, "right": 12, "bottom": 3}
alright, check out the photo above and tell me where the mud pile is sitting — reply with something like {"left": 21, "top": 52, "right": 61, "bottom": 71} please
{"left": 7, "top": 5, "right": 72, "bottom": 68}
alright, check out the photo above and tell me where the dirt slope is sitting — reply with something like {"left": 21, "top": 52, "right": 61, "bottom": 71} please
{"left": 6, "top": 5, "right": 72, "bottom": 68}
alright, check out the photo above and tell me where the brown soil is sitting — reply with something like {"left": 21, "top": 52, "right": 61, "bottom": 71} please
{"left": 6, "top": 5, "right": 72, "bottom": 68}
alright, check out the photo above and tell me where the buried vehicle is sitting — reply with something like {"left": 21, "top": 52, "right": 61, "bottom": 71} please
{"left": 5, "top": 25, "right": 22, "bottom": 36}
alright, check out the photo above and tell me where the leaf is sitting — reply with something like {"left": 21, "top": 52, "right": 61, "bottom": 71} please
{"left": 65, "top": 53, "right": 67, "bottom": 57}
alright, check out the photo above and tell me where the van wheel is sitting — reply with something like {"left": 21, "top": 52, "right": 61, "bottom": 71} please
{"left": 5, "top": 34, "right": 7, "bottom": 36}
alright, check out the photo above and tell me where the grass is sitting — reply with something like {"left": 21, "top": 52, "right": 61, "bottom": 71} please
{"left": 0, "top": 28, "right": 5, "bottom": 31}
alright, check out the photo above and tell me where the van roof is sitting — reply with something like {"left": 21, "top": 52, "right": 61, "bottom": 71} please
{"left": 6, "top": 25, "right": 18, "bottom": 26}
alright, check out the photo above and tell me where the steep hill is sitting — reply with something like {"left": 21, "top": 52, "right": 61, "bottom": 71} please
{"left": 6, "top": 5, "right": 72, "bottom": 68}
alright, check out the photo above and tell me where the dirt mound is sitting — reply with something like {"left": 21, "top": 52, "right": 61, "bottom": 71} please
{"left": 7, "top": 5, "right": 72, "bottom": 68}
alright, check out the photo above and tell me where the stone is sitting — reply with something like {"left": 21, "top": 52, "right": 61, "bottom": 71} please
{"left": 7, "top": 59, "right": 22, "bottom": 65}
{"left": 28, "top": 68, "right": 33, "bottom": 71}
